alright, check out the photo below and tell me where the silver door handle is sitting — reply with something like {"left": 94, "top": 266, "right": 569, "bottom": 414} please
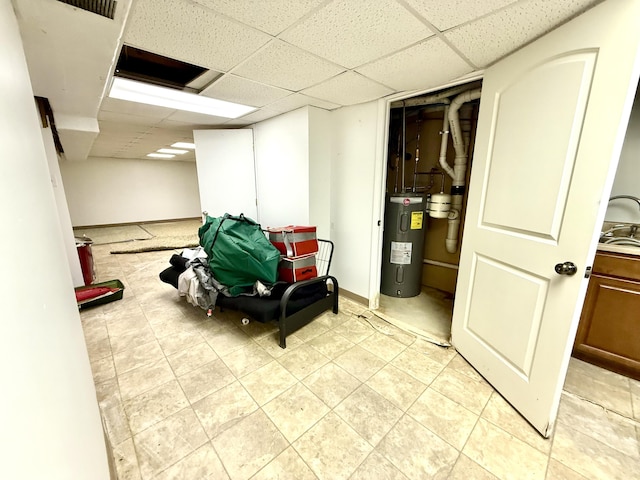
{"left": 555, "top": 262, "right": 578, "bottom": 276}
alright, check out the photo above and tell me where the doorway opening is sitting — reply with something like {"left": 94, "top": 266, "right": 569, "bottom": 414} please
{"left": 376, "top": 80, "right": 482, "bottom": 345}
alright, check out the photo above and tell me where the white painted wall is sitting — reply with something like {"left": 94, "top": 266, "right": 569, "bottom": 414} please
{"left": 61, "top": 157, "right": 201, "bottom": 226}
{"left": 0, "top": 3, "right": 109, "bottom": 478}
{"left": 309, "top": 107, "right": 332, "bottom": 240}
{"left": 42, "top": 126, "right": 84, "bottom": 287}
{"left": 330, "top": 102, "right": 380, "bottom": 299}
{"left": 194, "top": 129, "right": 257, "bottom": 219}
{"left": 606, "top": 85, "right": 640, "bottom": 223}
{"left": 254, "top": 108, "right": 310, "bottom": 228}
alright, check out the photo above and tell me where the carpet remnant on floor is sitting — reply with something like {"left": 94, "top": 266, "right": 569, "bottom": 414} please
{"left": 109, "top": 234, "right": 199, "bottom": 254}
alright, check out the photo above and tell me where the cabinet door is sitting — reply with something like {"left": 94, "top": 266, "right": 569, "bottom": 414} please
{"left": 574, "top": 273, "right": 640, "bottom": 380}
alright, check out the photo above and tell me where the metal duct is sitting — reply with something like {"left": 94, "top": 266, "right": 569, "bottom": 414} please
{"left": 56, "top": 0, "right": 117, "bottom": 19}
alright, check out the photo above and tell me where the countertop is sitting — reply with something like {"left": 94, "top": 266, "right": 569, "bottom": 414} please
{"left": 597, "top": 243, "right": 640, "bottom": 256}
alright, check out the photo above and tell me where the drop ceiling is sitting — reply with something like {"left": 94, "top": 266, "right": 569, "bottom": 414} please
{"left": 12, "top": 0, "right": 603, "bottom": 162}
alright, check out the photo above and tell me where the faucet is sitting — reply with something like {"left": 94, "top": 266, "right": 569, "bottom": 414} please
{"left": 609, "top": 195, "right": 640, "bottom": 211}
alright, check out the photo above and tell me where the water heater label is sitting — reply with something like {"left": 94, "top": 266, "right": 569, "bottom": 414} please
{"left": 390, "top": 241, "right": 412, "bottom": 264}
{"left": 410, "top": 211, "right": 423, "bottom": 229}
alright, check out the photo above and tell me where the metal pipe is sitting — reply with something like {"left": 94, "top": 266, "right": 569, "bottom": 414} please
{"left": 422, "top": 258, "right": 459, "bottom": 270}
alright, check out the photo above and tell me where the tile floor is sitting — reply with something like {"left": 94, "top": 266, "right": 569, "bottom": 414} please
{"left": 81, "top": 244, "right": 640, "bottom": 480}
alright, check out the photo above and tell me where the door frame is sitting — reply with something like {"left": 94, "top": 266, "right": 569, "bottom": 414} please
{"left": 368, "top": 72, "right": 484, "bottom": 310}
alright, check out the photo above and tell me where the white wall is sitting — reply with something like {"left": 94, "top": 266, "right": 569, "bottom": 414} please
{"left": 309, "top": 107, "right": 332, "bottom": 240}
{"left": 253, "top": 108, "right": 310, "bottom": 228}
{"left": 61, "top": 157, "right": 201, "bottom": 226}
{"left": 606, "top": 85, "right": 640, "bottom": 223}
{"left": 330, "top": 102, "right": 380, "bottom": 299}
{"left": 0, "top": 3, "right": 109, "bottom": 478}
{"left": 42, "top": 126, "right": 84, "bottom": 286}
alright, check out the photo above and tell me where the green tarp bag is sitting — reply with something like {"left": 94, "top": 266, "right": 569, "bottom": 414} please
{"left": 198, "top": 213, "right": 280, "bottom": 296}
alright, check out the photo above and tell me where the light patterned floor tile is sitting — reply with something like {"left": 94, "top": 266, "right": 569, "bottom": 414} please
{"left": 167, "top": 341, "right": 218, "bottom": 377}
{"left": 155, "top": 442, "right": 229, "bottom": 480}
{"left": 193, "top": 381, "right": 258, "bottom": 440}
{"left": 122, "top": 380, "right": 189, "bottom": 435}
{"left": 252, "top": 446, "right": 317, "bottom": 480}
{"left": 293, "top": 412, "right": 372, "bottom": 480}
{"left": 557, "top": 392, "right": 639, "bottom": 458}
{"left": 294, "top": 318, "right": 330, "bottom": 342}
{"left": 408, "top": 338, "right": 456, "bottom": 366}
{"left": 334, "top": 345, "right": 386, "bottom": 381}
{"left": 350, "top": 451, "right": 409, "bottom": 480}
{"left": 255, "top": 331, "right": 304, "bottom": 358}
{"left": 430, "top": 366, "right": 493, "bottom": 415}
{"left": 212, "top": 409, "right": 288, "bottom": 480}
{"left": 551, "top": 421, "right": 640, "bottom": 480}
{"left": 278, "top": 344, "right": 330, "bottom": 380}
{"left": 359, "top": 331, "right": 408, "bottom": 362}
{"left": 263, "top": 382, "right": 330, "bottom": 442}
{"left": 482, "top": 391, "right": 551, "bottom": 454}
{"left": 463, "top": 418, "right": 548, "bottom": 480}
{"left": 302, "top": 362, "right": 362, "bottom": 408}
{"left": 112, "top": 437, "right": 141, "bottom": 480}
{"left": 377, "top": 414, "right": 459, "bottom": 479}
{"left": 332, "top": 317, "right": 375, "bottom": 343}
{"left": 177, "top": 359, "right": 235, "bottom": 404}
{"left": 448, "top": 454, "right": 498, "bottom": 480}
{"left": 307, "top": 331, "right": 355, "bottom": 359}
{"left": 220, "top": 341, "right": 273, "bottom": 378}
{"left": 113, "top": 340, "right": 165, "bottom": 376}
{"left": 545, "top": 459, "right": 588, "bottom": 480}
{"left": 118, "top": 358, "right": 175, "bottom": 402}
{"left": 563, "top": 360, "right": 633, "bottom": 418}
{"left": 133, "top": 408, "right": 208, "bottom": 480}
{"left": 408, "top": 387, "right": 478, "bottom": 450}
{"left": 366, "top": 363, "right": 426, "bottom": 411}
{"left": 90, "top": 355, "right": 115, "bottom": 385}
{"left": 240, "top": 360, "right": 298, "bottom": 406}
{"left": 390, "top": 348, "right": 446, "bottom": 385}
{"left": 334, "top": 384, "right": 403, "bottom": 446}
{"left": 205, "top": 325, "right": 252, "bottom": 356}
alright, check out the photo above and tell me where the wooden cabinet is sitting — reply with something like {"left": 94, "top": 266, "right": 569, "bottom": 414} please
{"left": 573, "top": 250, "right": 640, "bottom": 380}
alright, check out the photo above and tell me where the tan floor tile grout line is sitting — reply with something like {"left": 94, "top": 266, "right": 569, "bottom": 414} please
{"left": 560, "top": 389, "right": 640, "bottom": 428}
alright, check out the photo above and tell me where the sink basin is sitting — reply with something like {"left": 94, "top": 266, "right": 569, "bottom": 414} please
{"left": 599, "top": 236, "right": 640, "bottom": 247}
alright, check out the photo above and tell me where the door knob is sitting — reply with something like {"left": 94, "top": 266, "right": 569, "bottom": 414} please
{"left": 555, "top": 261, "right": 578, "bottom": 276}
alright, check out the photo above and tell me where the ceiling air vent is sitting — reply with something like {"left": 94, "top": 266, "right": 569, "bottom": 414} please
{"left": 57, "top": 0, "right": 117, "bottom": 20}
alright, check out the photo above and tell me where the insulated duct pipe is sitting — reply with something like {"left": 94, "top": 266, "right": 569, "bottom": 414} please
{"left": 442, "top": 88, "right": 482, "bottom": 253}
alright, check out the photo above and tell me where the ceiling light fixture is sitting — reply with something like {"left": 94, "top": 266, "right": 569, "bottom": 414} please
{"left": 171, "top": 142, "right": 196, "bottom": 149}
{"left": 157, "top": 148, "right": 188, "bottom": 154}
{"left": 147, "top": 153, "right": 175, "bottom": 159}
{"left": 108, "top": 77, "right": 255, "bottom": 119}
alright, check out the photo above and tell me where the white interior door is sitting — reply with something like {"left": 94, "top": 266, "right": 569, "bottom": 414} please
{"left": 452, "top": 0, "right": 640, "bottom": 437}
{"left": 193, "top": 129, "right": 258, "bottom": 219}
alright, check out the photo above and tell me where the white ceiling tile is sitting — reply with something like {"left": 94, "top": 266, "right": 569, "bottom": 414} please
{"left": 357, "top": 37, "right": 474, "bottom": 92}
{"left": 192, "top": 0, "right": 326, "bottom": 36}
{"left": 444, "top": 0, "right": 602, "bottom": 67}
{"left": 225, "top": 108, "right": 283, "bottom": 126}
{"left": 404, "top": 0, "right": 519, "bottom": 31}
{"left": 301, "top": 71, "right": 393, "bottom": 106}
{"left": 280, "top": 0, "right": 434, "bottom": 68}
{"left": 232, "top": 40, "right": 345, "bottom": 91}
{"left": 124, "top": 0, "right": 271, "bottom": 71}
{"left": 265, "top": 93, "right": 341, "bottom": 113}
{"left": 202, "top": 75, "right": 292, "bottom": 107}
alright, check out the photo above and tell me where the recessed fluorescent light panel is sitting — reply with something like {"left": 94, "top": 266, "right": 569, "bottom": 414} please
{"left": 171, "top": 142, "right": 196, "bottom": 149}
{"left": 147, "top": 153, "right": 175, "bottom": 159}
{"left": 109, "top": 77, "right": 255, "bottom": 119}
{"left": 157, "top": 148, "right": 188, "bottom": 154}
